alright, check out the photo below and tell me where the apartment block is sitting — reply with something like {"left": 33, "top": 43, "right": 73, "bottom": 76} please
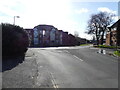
{"left": 106, "top": 19, "right": 120, "bottom": 46}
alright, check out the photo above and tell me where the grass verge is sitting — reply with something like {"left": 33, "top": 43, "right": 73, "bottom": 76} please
{"left": 98, "top": 45, "right": 117, "bottom": 49}
{"left": 80, "top": 44, "right": 91, "bottom": 46}
{"left": 114, "top": 51, "right": 120, "bottom": 57}
{"left": 93, "top": 45, "right": 120, "bottom": 49}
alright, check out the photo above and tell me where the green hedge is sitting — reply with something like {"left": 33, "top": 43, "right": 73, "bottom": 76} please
{"left": 2, "top": 23, "right": 29, "bottom": 59}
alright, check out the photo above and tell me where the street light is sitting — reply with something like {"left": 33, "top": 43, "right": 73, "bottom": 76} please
{"left": 13, "top": 16, "right": 20, "bottom": 25}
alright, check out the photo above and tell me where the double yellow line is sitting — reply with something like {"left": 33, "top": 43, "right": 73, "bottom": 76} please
{"left": 50, "top": 72, "right": 59, "bottom": 89}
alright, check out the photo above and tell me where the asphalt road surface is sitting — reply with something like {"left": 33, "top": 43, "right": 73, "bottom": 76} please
{"left": 2, "top": 46, "right": 118, "bottom": 88}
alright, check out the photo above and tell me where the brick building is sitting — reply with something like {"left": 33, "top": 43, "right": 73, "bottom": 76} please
{"left": 58, "top": 30, "right": 63, "bottom": 46}
{"left": 68, "top": 34, "right": 76, "bottom": 46}
{"left": 62, "top": 32, "right": 69, "bottom": 46}
{"left": 25, "top": 24, "right": 88, "bottom": 47}
{"left": 106, "top": 19, "right": 120, "bottom": 46}
{"left": 33, "top": 25, "right": 57, "bottom": 47}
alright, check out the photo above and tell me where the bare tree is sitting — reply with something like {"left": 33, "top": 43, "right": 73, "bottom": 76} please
{"left": 86, "top": 12, "right": 115, "bottom": 45}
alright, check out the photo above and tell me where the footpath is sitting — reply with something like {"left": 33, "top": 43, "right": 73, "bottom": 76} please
{"left": 92, "top": 45, "right": 119, "bottom": 58}
{"left": 2, "top": 49, "right": 38, "bottom": 88}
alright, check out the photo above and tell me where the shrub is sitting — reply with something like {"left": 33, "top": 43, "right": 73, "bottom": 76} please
{"left": 114, "top": 51, "right": 120, "bottom": 57}
{"left": 2, "top": 23, "right": 29, "bottom": 59}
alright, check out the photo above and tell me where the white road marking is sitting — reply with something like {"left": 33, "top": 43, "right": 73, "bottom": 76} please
{"left": 73, "top": 55, "right": 83, "bottom": 61}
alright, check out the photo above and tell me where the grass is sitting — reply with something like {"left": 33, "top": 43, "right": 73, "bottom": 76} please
{"left": 96, "top": 45, "right": 120, "bottom": 49}
{"left": 114, "top": 51, "right": 120, "bottom": 57}
{"left": 98, "top": 45, "right": 117, "bottom": 49}
{"left": 80, "top": 44, "right": 91, "bottom": 46}
{"left": 93, "top": 44, "right": 120, "bottom": 57}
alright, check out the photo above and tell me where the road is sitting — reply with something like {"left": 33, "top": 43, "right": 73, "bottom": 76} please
{"left": 2, "top": 46, "right": 118, "bottom": 88}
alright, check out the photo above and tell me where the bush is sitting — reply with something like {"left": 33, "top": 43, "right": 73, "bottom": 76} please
{"left": 2, "top": 23, "right": 29, "bottom": 59}
{"left": 114, "top": 51, "right": 120, "bottom": 57}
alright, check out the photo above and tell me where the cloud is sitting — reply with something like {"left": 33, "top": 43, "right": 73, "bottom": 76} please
{"left": 70, "top": 0, "right": 119, "bottom": 2}
{"left": 0, "top": 6, "right": 19, "bottom": 17}
{"left": 97, "top": 7, "right": 118, "bottom": 22}
{"left": 0, "top": 0, "right": 25, "bottom": 24}
{"left": 75, "top": 8, "right": 89, "bottom": 14}
{"left": 0, "top": 0, "right": 24, "bottom": 16}
{"left": 112, "top": 16, "right": 118, "bottom": 21}
{"left": 97, "top": 7, "right": 117, "bottom": 14}
{"left": 0, "top": 0, "right": 72, "bottom": 27}
{"left": 0, "top": 0, "right": 92, "bottom": 40}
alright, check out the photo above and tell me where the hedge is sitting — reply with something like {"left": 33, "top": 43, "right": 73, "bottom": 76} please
{"left": 2, "top": 23, "right": 29, "bottom": 59}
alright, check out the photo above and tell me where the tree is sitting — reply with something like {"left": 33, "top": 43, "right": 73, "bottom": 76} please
{"left": 86, "top": 12, "right": 115, "bottom": 45}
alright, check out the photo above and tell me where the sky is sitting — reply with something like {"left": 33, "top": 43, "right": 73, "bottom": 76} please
{"left": 0, "top": 0, "right": 119, "bottom": 40}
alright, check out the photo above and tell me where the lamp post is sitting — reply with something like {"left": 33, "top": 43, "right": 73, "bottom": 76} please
{"left": 13, "top": 16, "right": 20, "bottom": 25}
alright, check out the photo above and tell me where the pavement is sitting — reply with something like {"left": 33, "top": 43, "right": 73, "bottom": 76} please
{"left": 93, "top": 47, "right": 119, "bottom": 58}
{"left": 2, "top": 49, "right": 38, "bottom": 88}
{"left": 2, "top": 45, "right": 118, "bottom": 88}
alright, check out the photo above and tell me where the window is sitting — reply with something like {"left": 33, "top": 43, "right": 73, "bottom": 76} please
{"left": 43, "top": 30, "right": 46, "bottom": 36}
{"left": 113, "top": 27, "right": 117, "bottom": 31}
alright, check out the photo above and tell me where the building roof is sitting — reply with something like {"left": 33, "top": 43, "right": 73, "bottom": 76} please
{"left": 34, "top": 24, "right": 54, "bottom": 28}
{"left": 34, "top": 24, "right": 58, "bottom": 31}
{"left": 110, "top": 19, "right": 120, "bottom": 28}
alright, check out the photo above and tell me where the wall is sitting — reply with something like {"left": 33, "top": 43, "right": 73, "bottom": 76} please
{"left": 25, "top": 25, "right": 89, "bottom": 47}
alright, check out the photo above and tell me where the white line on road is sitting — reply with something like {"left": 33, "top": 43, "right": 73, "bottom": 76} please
{"left": 73, "top": 55, "right": 83, "bottom": 61}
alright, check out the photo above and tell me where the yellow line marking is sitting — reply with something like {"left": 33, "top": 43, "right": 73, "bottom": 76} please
{"left": 50, "top": 72, "right": 59, "bottom": 89}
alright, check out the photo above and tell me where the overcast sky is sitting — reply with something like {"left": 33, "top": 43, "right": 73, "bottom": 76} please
{"left": 0, "top": 0, "right": 119, "bottom": 40}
